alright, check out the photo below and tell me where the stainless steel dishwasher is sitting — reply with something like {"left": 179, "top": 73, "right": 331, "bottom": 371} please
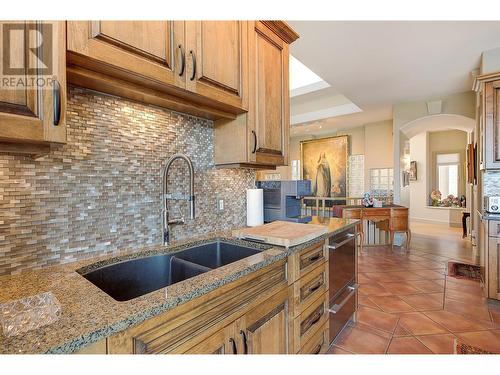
{"left": 327, "top": 226, "right": 358, "bottom": 343}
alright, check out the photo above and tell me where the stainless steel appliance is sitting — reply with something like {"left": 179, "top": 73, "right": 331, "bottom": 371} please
{"left": 485, "top": 196, "right": 500, "bottom": 213}
{"left": 257, "top": 180, "right": 312, "bottom": 223}
{"left": 327, "top": 226, "right": 358, "bottom": 343}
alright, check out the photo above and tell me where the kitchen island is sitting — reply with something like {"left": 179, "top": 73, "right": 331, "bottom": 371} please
{"left": 0, "top": 217, "right": 357, "bottom": 354}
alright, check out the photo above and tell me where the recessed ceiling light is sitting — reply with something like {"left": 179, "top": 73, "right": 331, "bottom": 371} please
{"left": 289, "top": 55, "right": 329, "bottom": 97}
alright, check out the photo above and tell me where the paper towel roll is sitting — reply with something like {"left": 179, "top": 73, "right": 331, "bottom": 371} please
{"left": 246, "top": 188, "right": 264, "bottom": 227}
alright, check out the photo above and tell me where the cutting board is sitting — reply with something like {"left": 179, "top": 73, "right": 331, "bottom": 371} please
{"left": 232, "top": 221, "right": 328, "bottom": 248}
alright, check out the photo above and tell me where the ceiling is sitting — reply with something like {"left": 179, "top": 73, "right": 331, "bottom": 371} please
{"left": 288, "top": 21, "right": 500, "bottom": 137}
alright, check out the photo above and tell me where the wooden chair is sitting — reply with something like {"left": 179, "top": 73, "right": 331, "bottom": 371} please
{"left": 342, "top": 208, "right": 364, "bottom": 254}
{"left": 389, "top": 207, "right": 411, "bottom": 251}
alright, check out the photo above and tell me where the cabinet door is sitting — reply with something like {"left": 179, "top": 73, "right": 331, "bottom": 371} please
{"left": 488, "top": 237, "right": 500, "bottom": 300}
{"left": 484, "top": 80, "right": 500, "bottom": 169}
{"left": 248, "top": 22, "right": 289, "bottom": 166}
{"left": 183, "top": 323, "right": 237, "bottom": 354}
{"left": 185, "top": 21, "right": 247, "bottom": 110}
{"left": 237, "top": 286, "right": 289, "bottom": 354}
{"left": 67, "top": 21, "right": 185, "bottom": 89}
{"left": 0, "top": 21, "right": 66, "bottom": 146}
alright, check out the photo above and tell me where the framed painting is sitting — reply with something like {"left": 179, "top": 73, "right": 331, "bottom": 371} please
{"left": 409, "top": 161, "right": 417, "bottom": 181}
{"left": 300, "top": 135, "right": 348, "bottom": 197}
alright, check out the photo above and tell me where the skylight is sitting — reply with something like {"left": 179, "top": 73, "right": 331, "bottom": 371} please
{"left": 289, "top": 55, "right": 329, "bottom": 97}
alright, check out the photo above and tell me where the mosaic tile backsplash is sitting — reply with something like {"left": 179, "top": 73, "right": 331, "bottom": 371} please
{"left": 0, "top": 86, "right": 255, "bottom": 276}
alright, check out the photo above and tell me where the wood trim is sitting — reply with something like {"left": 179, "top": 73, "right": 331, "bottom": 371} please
{"left": 298, "top": 322, "right": 329, "bottom": 354}
{"left": 74, "top": 338, "right": 108, "bottom": 354}
{"left": 89, "top": 21, "right": 172, "bottom": 67}
{"left": 66, "top": 64, "right": 236, "bottom": 121}
{"left": 0, "top": 141, "right": 50, "bottom": 157}
{"left": 288, "top": 240, "right": 327, "bottom": 284}
{"left": 289, "top": 291, "right": 328, "bottom": 353}
{"left": 107, "top": 260, "right": 286, "bottom": 354}
{"left": 214, "top": 163, "right": 277, "bottom": 170}
{"left": 289, "top": 261, "right": 328, "bottom": 319}
{"left": 473, "top": 71, "right": 500, "bottom": 91}
{"left": 488, "top": 238, "right": 500, "bottom": 300}
{"left": 260, "top": 21, "right": 299, "bottom": 44}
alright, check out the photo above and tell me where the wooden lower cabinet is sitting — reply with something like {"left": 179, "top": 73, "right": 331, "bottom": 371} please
{"left": 183, "top": 323, "right": 236, "bottom": 354}
{"left": 298, "top": 323, "right": 329, "bottom": 354}
{"left": 185, "top": 286, "right": 289, "bottom": 354}
{"left": 289, "top": 292, "right": 329, "bottom": 354}
{"left": 106, "top": 260, "right": 288, "bottom": 354}
{"left": 487, "top": 226, "right": 500, "bottom": 300}
{"left": 236, "top": 286, "right": 289, "bottom": 354}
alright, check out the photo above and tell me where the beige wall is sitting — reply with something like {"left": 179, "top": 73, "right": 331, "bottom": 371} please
{"left": 393, "top": 91, "right": 475, "bottom": 204}
{"left": 481, "top": 47, "right": 500, "bottom": 74}
{"left": 408, "top": 130, "right": 467, "bottom": 226}
{"left": 364, "top": 120, "right": 393, "bottom": 185}
{"left": 270, "top": 120, "right": 394, "bottom": 195}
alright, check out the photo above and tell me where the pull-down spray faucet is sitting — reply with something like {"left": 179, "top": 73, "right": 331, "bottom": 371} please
{"left": 161, "top": 153, "right": 195, "bottom": 245}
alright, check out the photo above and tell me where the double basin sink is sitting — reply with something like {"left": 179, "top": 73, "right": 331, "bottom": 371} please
{"left": 81, "top": 241, "right": 266, "bottom": 302}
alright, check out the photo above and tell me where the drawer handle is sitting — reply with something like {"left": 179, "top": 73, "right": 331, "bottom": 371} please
{"left": 229, "top": 337, "right": 237, "bottom": 354}
{"left": 178, "top": 44, "right": 185, "bottom": 76}
{"left": 189, "top": 50, "right": 197, "bottom": 81}
{"left": 53, "top": 79, "right": 61, "bottom": 126}
{"left": 308, "top": 281, "right": 322, "bottom": 293}
{"left": 328, "top": 233, "right": 355, "bottom": 251}
{"left": 307, "top": 254, "right": 321, "bottom": 263}
{"left": 239, "top": 330, "right": 248, "bottom": 354}
{"left": 309, "top": 312, "right": 322, "bottom": 326}
{"left": 328, "top": 284, "right": 358, "bottom": 315}
{"left": 313, "top": 343, "right": 322, "bottom": 354}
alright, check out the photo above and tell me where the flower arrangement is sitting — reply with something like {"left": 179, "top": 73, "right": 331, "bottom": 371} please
{"left": 362, "top": 192, "right": 374, "bottom": 207}
{"left": 430, "top": 190, "right": 442, "bottom": 206}
{"left": 430, "top": 190, "right": 466, "bottom": 208}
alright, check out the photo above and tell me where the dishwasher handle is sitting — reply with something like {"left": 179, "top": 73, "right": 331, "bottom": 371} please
{"left": 327, "top": 233, "right": 355, "bottom": 251}
{"left": 327, "top": 283, "right": 358, "bottom": 314}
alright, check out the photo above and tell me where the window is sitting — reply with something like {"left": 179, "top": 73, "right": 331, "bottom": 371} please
{"left": 348, "top": 155, "right": 365, "bottom": 197}
{"left": 369, "top": 168, "right": 394, "bottom": 199}
{"left": 436, "top": 153, "right": 460, "bottom": 197}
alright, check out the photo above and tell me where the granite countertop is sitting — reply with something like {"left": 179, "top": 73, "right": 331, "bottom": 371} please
{"left": 0, "top": 217, "right": 357, "bottom": 354}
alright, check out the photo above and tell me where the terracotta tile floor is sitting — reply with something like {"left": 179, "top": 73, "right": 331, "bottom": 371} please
{"left": 328, "top": 222, "right": 500, "bottom": 354}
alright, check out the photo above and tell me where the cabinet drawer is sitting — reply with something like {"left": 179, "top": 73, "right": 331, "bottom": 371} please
{"left": 289, "top": 261, "right": 328, "bottom": 318}
{"left": 489, "top": 221, "right": 500, "bottom": 238}
{"left": 329, "top": 283, "right": 357, "bottom": 342}
{"left": 290, "top": 291, "right": 328, "bottom": 353}
{"left": 298, "top": 322, "right": 329, "bottom": 354}
{"left": 288, "top": 241, "right": 327, "bottom": 284}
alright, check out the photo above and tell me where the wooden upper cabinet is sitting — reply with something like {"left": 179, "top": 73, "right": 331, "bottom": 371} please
{"left": 250, "top": 22, "right": 289, "bottom": 165}
{"left": 484, "top": 79, "right": 500, "bottom": 169}
{"left": 0, "top": 21, "right": 66, "bottom": 153}
{"left": 214, "top": 21, "right": 298, "bottom": 169}
{"left": 67, "top": 21, "right": 184, "bottom": 89}
{"left": 185, "top": 21, "right": 247, "bottom": 110}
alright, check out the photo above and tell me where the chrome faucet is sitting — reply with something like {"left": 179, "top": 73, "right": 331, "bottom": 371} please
{"left": 161, "top": 153, "right": 195, "bottom": 245}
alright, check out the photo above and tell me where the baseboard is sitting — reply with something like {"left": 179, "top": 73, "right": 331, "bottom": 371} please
{"left": 410, "top": 216, "right": 461, "bottom": 227}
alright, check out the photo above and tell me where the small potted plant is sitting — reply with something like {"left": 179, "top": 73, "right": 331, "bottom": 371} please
{"left": 430, "top": 190, "right": 442, "bottom": 206}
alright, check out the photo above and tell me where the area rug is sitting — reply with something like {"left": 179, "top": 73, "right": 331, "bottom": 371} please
{"left": 454, "top": 339, "right": 493, "bottom": 354}
{"left": 447, "top": 261, "right": 482, "bottom": 281}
